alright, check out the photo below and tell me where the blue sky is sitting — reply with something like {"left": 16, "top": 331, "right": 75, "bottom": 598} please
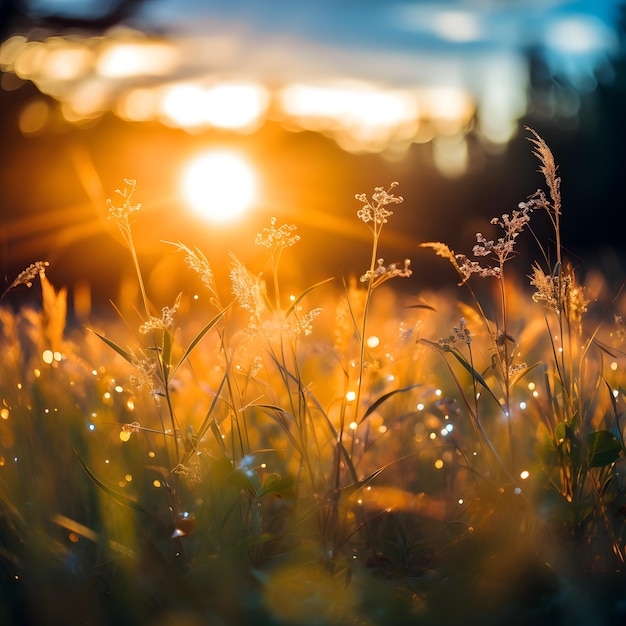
{"left": 135, "top": 0, "right": 622, "bottom": 89}
{"left": 21, "top": 1, "right": 623, "bottom": 88}
{"left": 10, "top": 1, "right": 625, "bottom": 155}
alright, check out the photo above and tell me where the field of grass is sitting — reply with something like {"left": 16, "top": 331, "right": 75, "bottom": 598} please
{"left": 1, "top": 129, "right": 625, "bottom": 625}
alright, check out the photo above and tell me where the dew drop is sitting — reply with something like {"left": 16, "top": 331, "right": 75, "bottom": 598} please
{"left": 366, "top": 335, "right": 380, "bottom": 349}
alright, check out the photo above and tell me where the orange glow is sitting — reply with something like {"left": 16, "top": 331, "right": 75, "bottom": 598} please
{"left": 0, "top": 27, "right": 531, "bottom": 171}
{"left": 181, "top": 150, "right": 258, "bottom": 223}
{"left": 0, "top": 30, "right": 483, "bottom": 168}
{"left": 18, "top": 99, "right": 50, "bottom": 135}
{"left": 115, "top": 87, "right": 159, "bottom": 121}
{"left": 278, "top": 81, "right": 476, "bottom": 154}
{"left": 63, "top": 78, "right": 111, "bottom": 118}
{"left": 420, "top": 86, "right": 475, "bottom": 128}
{"left": 278, "top": 82, "right": 420, "bottom": 152}
{"left": 43, "top": 42, "right": 93, "bottom": 81}
{"left": 433, "top": 133, "right": 469, "bottom": 178}
{"left": 97, "top": 40, "right": 180, "bottom": 78}
{"left": 160, "top": 82, "right": 268, "bottom": 131}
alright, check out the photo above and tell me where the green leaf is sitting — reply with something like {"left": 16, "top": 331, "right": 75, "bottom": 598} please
{"left": 73, "top": 450, "right": 159, "bottom": 520}
{"left": 91, "top": 330, "right": 134, "bottom": 364}
{"left": 170, "top": 304, "right": 231, "bottom": 378}
{"left": 587, "top": 430, "right": 622, "bottom": 468}
{"left": 232, "top": 467, "right": 263, "bottom": 497}
{"left": 342, "top": 467, "right": 385, "bottom": 497}
{"left": 555, "top": 422, "right": 568, "bottom": 445}
{"left": 251, "top": 404, "right": 301, "bottom": 452}
{"left": 196, "top": 374, "right": 228, "bottom": 451}
{"left": 361, "top": 383, "right": 422, "bottom": 423}
{"left": 404, "top": 303, "right": 437, "bottom": 312}
{"left": 260, "top": 473, "right": 294, "bottom": 498}
{"left": 162, "top": 328, "right": 172, "bottom": 377}
{"left": 285, "top": 277, "right": 334, "bottom": 317}
{"left": 508, "top": 361, "right": 543, "bottom": 389}
{"left": 444, "top": 347, "right": 503, "bottom": 409}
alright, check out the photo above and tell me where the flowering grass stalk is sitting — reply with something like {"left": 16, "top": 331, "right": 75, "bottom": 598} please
{"left": 3, "top": 129, "right": 626, "bottom": 624}
{"left": 1, "top": 260, "right": 49, "bottom": 301}
{"left": 321, "top": 183, "right": 413, "bottom": 556}
{"left": 422, "top": 128, "right": 625, "bottom": 570}
{"left": 353, "top": 182, "right": 410, "bottom": 425}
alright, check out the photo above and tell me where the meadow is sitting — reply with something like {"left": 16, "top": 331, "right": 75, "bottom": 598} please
{"left": 1, "top": 129, "right": 625, "bottom": 625}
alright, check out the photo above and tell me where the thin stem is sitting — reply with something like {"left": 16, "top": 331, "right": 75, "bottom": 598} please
{"left": 354, "top": 226, "right": 380, "bottom": 425}
{"left": 125, "top": 224, "right": 151, "bottom": 322}
{"left": 272, "top": 249, "right": 282, "bottom": 311}
{"left": 498, "top": 268, "right": 515, "bottom": 472}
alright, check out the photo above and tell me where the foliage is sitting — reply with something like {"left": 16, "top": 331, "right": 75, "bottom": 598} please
{"left": 1, "top": 131, "right": 626, "bottom": 624}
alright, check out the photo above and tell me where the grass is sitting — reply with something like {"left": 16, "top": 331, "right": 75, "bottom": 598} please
{"left": 1, "top": 128, "right": 626, "bottom": 625}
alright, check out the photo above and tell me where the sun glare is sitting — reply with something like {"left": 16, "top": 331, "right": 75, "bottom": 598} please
{"left": 181, "top": 151, "right": 258, "bottom": 223}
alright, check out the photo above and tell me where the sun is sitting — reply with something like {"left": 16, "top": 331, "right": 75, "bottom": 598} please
{"left": 181, "top": 150, "right": 258, "bottom": 223}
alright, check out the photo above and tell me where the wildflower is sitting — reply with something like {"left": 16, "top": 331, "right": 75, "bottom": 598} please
{"left": 139, "top": 293, "right": 182, "bottom": 334}
{"left": 129, "top": 355, "right": 162, "bottom": 397}
{"left": 518, "top": 189, "right": 550, "bottom": 214}
{"left": 1, "top": 261, "right": 49, "bottom": 300}
{"left": 566, "top": 280, "right": 589, "bottom": 326}
{"left": 107, "top": 179, "right": 141, "bottom": 222}
{"left": 474, "top": 206, "right": 532, "bottom": 261}
{"left": 356, "top": 182, "right": 403, "bottom": 230}
{"left": 439, "top": 318, "right": 472, "bottom": 348}
{"left": 295, "top": 307, "right": 323, "bottom": 336}
{"left": 229, "top": 253, "right": 266, "bottom": 320}
{"left": 420, "top": 242, "right": 459, "bottom": 269}
{"left": 360, "top": 258, "right": 412, "bottom": 288}
{"left": 530, "top": 264, "right": 559, "bottom": 312}
{"left": 255, "top": 217, "right": 300, "bottom": 251}
{"left": 455, "top": 254, "right": 501, "bottom": 283}
{"left": 454, "top": 318, "right": 472, "bottom": 346}
{"left": 171, "top": 463, "right": 201, "bottom": 483}
{"left": 250, "top": 355, "right": 263, "bottom": 377}
{"left": 508, "top": 362, "right": 527, "bottom": 377}
{"left": 530, "top": 263, "right": 588, "bottom": 323}
{"left": 165, "top": 241, "right": 217, "bottom": 300}
{"left": 526, "top": 126, "right": 561, "bottom": 215}
{"left": 453, "top": 203, "right": 534, "bottom": 283}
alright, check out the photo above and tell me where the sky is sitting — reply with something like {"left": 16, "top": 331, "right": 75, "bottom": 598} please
{"left": 7, "top": 0, "right": 623, "bottom": 155}
{"left": 2, "top": 0, "right": 626, "bottom": 312}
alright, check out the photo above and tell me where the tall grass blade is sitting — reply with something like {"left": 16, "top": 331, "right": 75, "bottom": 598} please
{"left": 360, "top": 383, "right": 422, "bottom": 424}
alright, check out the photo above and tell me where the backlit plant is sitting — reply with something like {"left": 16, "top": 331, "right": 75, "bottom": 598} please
{"left": 0, "top": 129, "right": 625, "bottom": 626}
